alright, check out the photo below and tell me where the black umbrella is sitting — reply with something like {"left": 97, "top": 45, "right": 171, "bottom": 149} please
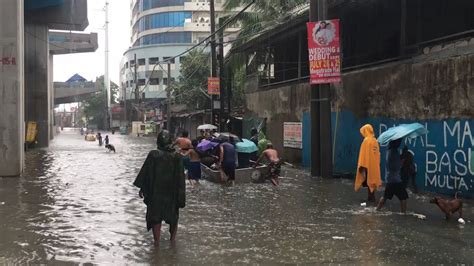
{"left": 215, "top": 132, "right": 241, "bottom": 144}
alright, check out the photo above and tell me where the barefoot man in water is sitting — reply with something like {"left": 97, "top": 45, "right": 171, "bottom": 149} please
{"left": 254, "top": 143, "right": 282, "bottom": 186}
{"left": 134, "top": 130, "right": 186, "bottom": 246}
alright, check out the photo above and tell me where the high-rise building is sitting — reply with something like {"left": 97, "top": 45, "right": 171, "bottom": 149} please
{"left": 120, "top": 0, "right": 240, "bottom": 103}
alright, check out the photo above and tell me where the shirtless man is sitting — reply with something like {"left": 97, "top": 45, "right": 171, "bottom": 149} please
{"left": 182, "top": 140, "right": 201, "bottom": 187}
{"left": 174, "top": 131, "right": 192, "bottom": 154}
{"left": 254, "top": 143, "right": 282, "bottom": 186}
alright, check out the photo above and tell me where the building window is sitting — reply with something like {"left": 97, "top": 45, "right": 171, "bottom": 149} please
{"left": 149, "top": 57, "right": 159, "bottom": 64}
{"left": 150, "top": 78, "right": 160, "bottom": 85}
{"left": 138, "top": 79, "right": 146, "bottom": 86}
{"left": 139, "top": 0, "right": 187, "bottom": 12}
{"left": 138, "top": 58, "right": 146, "bottom": 65}
{"left": 134, "top": 32, "right": 192, "bottom": 46}
{"left": 163, "top": 78, "right": 168, "bottom": 85}
{"left": 130, "top": 60, "right": 135, "bottom": 66}
{"left": 125, "top": 62, "right": 129, "bottom": 68}
{"left": 133, "top": 11, "right": 192, "bottom": 34}
{"left": 163, "top": 57, "right": 175, "bottom": 64}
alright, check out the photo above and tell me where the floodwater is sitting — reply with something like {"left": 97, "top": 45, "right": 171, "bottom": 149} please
{"left": 0, "top": 129, "right": 473, "bottom": 264}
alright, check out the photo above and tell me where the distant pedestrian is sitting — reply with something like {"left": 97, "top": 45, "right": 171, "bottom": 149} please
{"left": 97, "top": 133, "right": 103, "bottom": 146}
{"left": 250, "top": 128, "right": 259, "bottom": 146}
{"left": 249, "top": 128, "right": 259, "bottom": 161}
{"left": 377, "top": 139, "right": 408, "bottom": 213}
{"left": 219, "top": 138, "right": 236, "bottom": 185}
{"left": 197, "top": 129, "right": 206, "bottom": 143}
{"left": 133, "top": 130, "right": 185, "bottom": 246}
{"left": 104, "top": 135, "right": 109, "bottom": 145}
{"left": 354, "top": 124, "right": 382, "bottom": 203}
{"left": 401, "top": 146, "right": 418, "bottom": 193}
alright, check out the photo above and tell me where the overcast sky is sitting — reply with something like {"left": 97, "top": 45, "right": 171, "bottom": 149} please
{"left": 53, "top": 0, "right": 130, "bottom": 83}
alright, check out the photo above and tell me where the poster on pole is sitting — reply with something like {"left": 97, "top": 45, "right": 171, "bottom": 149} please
{"left": 283, "top": 122, "right": 303, "bottom": 149}
{"left": 208, "top": 77, "right": 220, "bottom": 95}
{"left": 307, "top": 19, "right": 341, "bottom": 84}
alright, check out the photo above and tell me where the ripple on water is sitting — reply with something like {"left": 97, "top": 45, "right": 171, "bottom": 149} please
{"left": 0, "top": 131, "right": 473, "bottom": 264}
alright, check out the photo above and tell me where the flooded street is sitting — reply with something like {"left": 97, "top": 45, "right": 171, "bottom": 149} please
{"left": 1, "top": 129, "right": 473, "bottom": 264}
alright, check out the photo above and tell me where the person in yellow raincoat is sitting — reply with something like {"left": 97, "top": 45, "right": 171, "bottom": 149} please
{"left": 354, "top": 124, "right": 382, "bottom": 203}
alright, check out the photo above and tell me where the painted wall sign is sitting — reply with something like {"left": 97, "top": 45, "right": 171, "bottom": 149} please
{"left": 331, "top": 111, "right": 474, "bottom": 197}
{"left": 284, "top": 122, "right": 303, "bottom": 149}
{"left": 307, "top": 19, "right": 341, "bottom": 84}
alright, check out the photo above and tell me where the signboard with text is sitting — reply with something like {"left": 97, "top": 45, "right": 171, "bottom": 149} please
{"left": 307, "top": 19, "right": 341, "bottom": 84}
{"left": 208, "top": 77, "right": 220, "bottom": 95}
{"left": 283, "top": 122, "right": 303, "bottom": 149}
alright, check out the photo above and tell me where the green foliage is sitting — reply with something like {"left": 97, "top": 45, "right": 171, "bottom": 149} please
{"left": 224, "top": 0, "right": 308, "bottom": 49}
{"left": 223, "top": 0, "right": 308, "bottom": 111}
{"left": 231, "top": 66, "right": 246, "bottom": 109}
{"left": 82, "top": 75, "right": 119, "bottom": 129}
{"left": 173, "top": 49, "right": 211, "bottom": 110}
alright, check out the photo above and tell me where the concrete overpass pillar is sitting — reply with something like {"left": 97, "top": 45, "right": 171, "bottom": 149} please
{"left": 49, "top": 54, "right": 55, "bottom": 140}
{"left": 24, "top": 24, "right": 50, "bottom": 147}
{"left": 0, "top": 0, "right": 25, "bottom": 176}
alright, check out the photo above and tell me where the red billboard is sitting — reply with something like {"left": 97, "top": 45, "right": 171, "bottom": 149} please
{"left": 208, "top": 77, "right": 220, "bottom": 95}
{"left": 307, "top": 19, "right": 341, "bottom": 84}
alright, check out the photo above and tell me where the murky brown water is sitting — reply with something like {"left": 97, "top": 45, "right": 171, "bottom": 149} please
{"left": 0, "top": 129, "right": 473, "bottom": 264}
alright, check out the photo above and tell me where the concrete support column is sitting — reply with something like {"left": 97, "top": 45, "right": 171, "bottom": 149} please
{"left": 0, "top": 0, "right": 25, "bottom": 176}
{"left": 24, "top": 24, "right": 50, "bottom": 147}
{"left": 49, "top": 54, "right": 55, "bottom": 140}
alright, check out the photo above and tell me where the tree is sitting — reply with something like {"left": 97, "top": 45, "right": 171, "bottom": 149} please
{"left": 223, "top": 0, "right": 309, "bottom": 111}
{"left": 224, "top": 0, "right": 308, "bottom": 49}
{"left": 173, "top": 49, "right": 211, "bottom": 110}
{"left": 82, "top": 75, "right": 119, "bottom": 129}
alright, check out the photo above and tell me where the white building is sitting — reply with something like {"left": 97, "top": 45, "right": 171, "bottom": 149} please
{"left": 120, "top": 0, "right": 240, "bottom": 101}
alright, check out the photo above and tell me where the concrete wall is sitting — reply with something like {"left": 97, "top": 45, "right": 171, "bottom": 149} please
{"left": 24, "top": 24, "right": 50, "bottom": 147}
{"left": 244, "top": 40, "right": 474, "bottom": 196}
{"left": 245, "top": 82, "right": 311, "bottom": 163}
{"left": 334, "top": 41, "right": 474, "bottom": 120}
{"left": 0, "top": 0, "right": 25, "bottom": 176}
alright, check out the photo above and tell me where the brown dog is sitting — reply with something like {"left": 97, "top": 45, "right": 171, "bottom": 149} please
{"left": 430, "top": 192, "right": 463, "bottom": 220}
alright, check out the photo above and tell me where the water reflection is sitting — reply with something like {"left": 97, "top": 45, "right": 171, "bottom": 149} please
{"left": 0, "top": 129, "right": 473, "bottom": 264}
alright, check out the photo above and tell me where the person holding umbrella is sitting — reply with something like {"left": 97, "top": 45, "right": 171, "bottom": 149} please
{"left": 354, "top": 124, "right": 382, "bottom": 203}
{"left": 376, "top": 139, "right": 408, "bottom": 213}
{"left": 375, "top": 123, "right": 427, "bottom": 212}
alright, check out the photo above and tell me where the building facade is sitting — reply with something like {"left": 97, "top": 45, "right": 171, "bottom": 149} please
{"left": 120, "top": 0, "right": 239, "bottom": 102}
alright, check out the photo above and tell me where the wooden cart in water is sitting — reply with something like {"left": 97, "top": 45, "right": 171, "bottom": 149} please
{"left": 201, "top": 163, "right": 269, "bottom": 184}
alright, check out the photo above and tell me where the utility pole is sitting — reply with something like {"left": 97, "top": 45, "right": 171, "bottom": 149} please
{"left": 210, "top": 0, "right": 218, "bottom": 128}
{"left": 166, "top": 62, "right": 172, "bottom": 131}
{"left": 104, "top": 1, "right": 111, "bottom": 129}
{"left": 310, "top": 1, "right": 321, "bottom": 177}
{"left": 134, "top": 53, "right": 139, "bottom": 121}
{"left": 218, "top": 17, "right": 225, "bottom": 131}
{"left": 310, "top": 0, "right": 333, "bottom": 178}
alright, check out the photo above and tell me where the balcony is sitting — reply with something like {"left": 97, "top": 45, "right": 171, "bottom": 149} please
{"left": 184, "top": 21, "right": 210, "bottom": 32}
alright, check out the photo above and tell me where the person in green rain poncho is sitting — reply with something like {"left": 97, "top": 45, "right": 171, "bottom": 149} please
{"left": 133, "top": 130, "right": 186, "bottom": 246}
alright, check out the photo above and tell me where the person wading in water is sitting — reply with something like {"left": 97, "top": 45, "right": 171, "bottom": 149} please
{"left": 134, "top": 130, "right": 186, "bottom": 246}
